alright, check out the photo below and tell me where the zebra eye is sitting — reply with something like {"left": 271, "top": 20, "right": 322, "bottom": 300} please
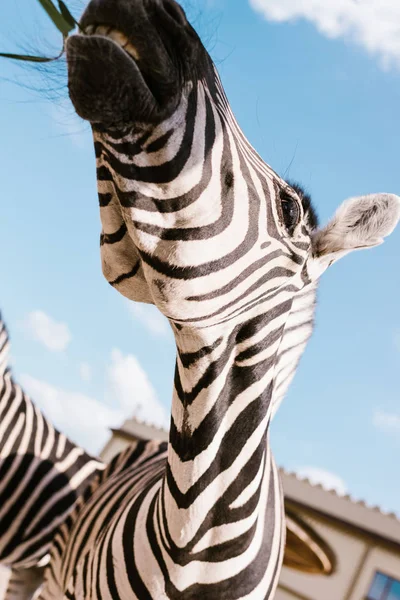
{"left": 280, "top": 191, "right": 301, "bottom": 236}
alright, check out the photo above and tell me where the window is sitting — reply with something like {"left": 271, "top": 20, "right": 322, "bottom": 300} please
{"left": 367, "top": 572, "right": 400, "bottom": 600}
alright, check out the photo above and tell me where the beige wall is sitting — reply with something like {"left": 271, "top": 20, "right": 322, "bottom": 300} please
{"left": 277, "top": 508, "right": 400, "bottom": 600}
{"left": 100, "top": 435, "right": 138, "bottom": 463}
{"left": 276, "top": 586, "right": 306, "bottom": 600}
{"left": 0, "top": 566, "right": 9, "bottom": 599}
{"left": 278, "top": 511, "right": 369, "bottom": 600}
{"left": 348, "top": 546, "right": 400, "bottom": 600}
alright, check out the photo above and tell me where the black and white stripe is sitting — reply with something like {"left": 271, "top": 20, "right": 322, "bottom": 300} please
{"left": 0, "top": 316, "right": 103, "bottom": 598}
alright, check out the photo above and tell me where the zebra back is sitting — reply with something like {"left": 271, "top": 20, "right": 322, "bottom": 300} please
{"left": 0, "top": 313, "right": 104, "bottom": 573}
{"left": 0, "top": 316, "right": 10, "bottom": 378}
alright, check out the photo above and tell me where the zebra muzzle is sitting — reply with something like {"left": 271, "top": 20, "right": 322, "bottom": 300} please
{"left": 66, "top": 34, "right": 160, "bottom": 125}
{"left": 65, "top": 0, "right": 197, "bottom": 127}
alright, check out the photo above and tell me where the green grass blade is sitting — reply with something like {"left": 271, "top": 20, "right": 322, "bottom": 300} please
{"left": 58, "top": 1, "right": 77, "bottom": 29}
{"left": 0, "top": 0, "right": 74, "bottom": 63}
{"left": 0, "top": 52, "right": 56, "bottom": 62}
{"left": 37, "top": 0, "right": 74, "bottom": 35}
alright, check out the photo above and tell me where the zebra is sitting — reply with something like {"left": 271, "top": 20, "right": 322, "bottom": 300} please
{"left": 0, "top": 315, "right": 104, "bottom": 599}
{"left": 34, "top": 0, "right": 400, "bottom": 597}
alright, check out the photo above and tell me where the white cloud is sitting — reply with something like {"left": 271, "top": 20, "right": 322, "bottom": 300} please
{"left": 108, "top": 348, "right": 169, "bottom": 430}
{"left": 296, "top": 466, "right": 347, "bottom": 496}
{"left": 373, "top": 410, "right": 400, "bottom": 434}
{"left": 20, "top": 374, "right": 124, "bottom": 455}
{"left": 23, "top": 311, "right": 72, "bottom": 352}
{"left": 126, "top": 301, "right": 170, "bottom": 337}
{"left": 20, "top": 347, "right": 168, "bottom": 454}
{"left": 79, "top": 362, "right": 92, "bottom": 383}
{"left": 249, "top": 0, "right": 400, "bottom": 69}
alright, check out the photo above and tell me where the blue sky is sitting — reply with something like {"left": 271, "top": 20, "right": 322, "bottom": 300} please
{"left": 0, "top": 0, "right": 399, "bottom": 514}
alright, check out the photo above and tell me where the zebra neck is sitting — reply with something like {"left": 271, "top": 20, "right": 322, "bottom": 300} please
{"left": 163, "top": 322, "right": 278, "bottom": 555}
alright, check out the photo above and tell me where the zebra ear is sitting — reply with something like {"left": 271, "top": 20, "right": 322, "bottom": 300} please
{"left": 309, "top": 193, "right": 400, "bottom": 277}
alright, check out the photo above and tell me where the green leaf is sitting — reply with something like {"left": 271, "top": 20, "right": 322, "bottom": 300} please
{"left": 0, "top": 52, "right": 57, "bottom": 62}
{"left": 58, "top": 1, "right": 77, "bottom": 30}
{"left": 0, "top": 0, "right": 75, "bottom": 64}
{"left": 37, "top": 0, "right": 74, "bottom": 35}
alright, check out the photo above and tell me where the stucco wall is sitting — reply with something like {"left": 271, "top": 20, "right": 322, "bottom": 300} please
{"left": 0, "top": 566, "right": 9, "bottom": 599}
{"left": 276, "top": 586, "right": 303, "bottom": 600}
{"left": 348, "top": 546, "right": 400, "bottom": 600}
{"left": 278, "top": 511, "right": 368, "bottom": 600}
{"left": 100, "top": 434, "right": 132, "bottom": 463}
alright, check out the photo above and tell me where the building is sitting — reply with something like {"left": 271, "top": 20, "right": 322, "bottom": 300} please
{"left": 101, "top": 418, "right": 400, "bottom": 600}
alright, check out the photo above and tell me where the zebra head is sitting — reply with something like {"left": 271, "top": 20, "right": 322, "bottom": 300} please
{"left": 66, "top": 0, "right": 400, "bottom": 330}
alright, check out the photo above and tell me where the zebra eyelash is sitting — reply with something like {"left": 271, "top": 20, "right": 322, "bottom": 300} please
{"left": 285, "top": 181, "right": 320, "bottom": 233}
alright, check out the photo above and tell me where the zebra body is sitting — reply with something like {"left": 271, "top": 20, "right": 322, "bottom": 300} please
{"left": 24, "top": 0, "right": 400, "bottom": 597}
{"left": 0, "top": 316, "right": 104, "bottom": 597}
